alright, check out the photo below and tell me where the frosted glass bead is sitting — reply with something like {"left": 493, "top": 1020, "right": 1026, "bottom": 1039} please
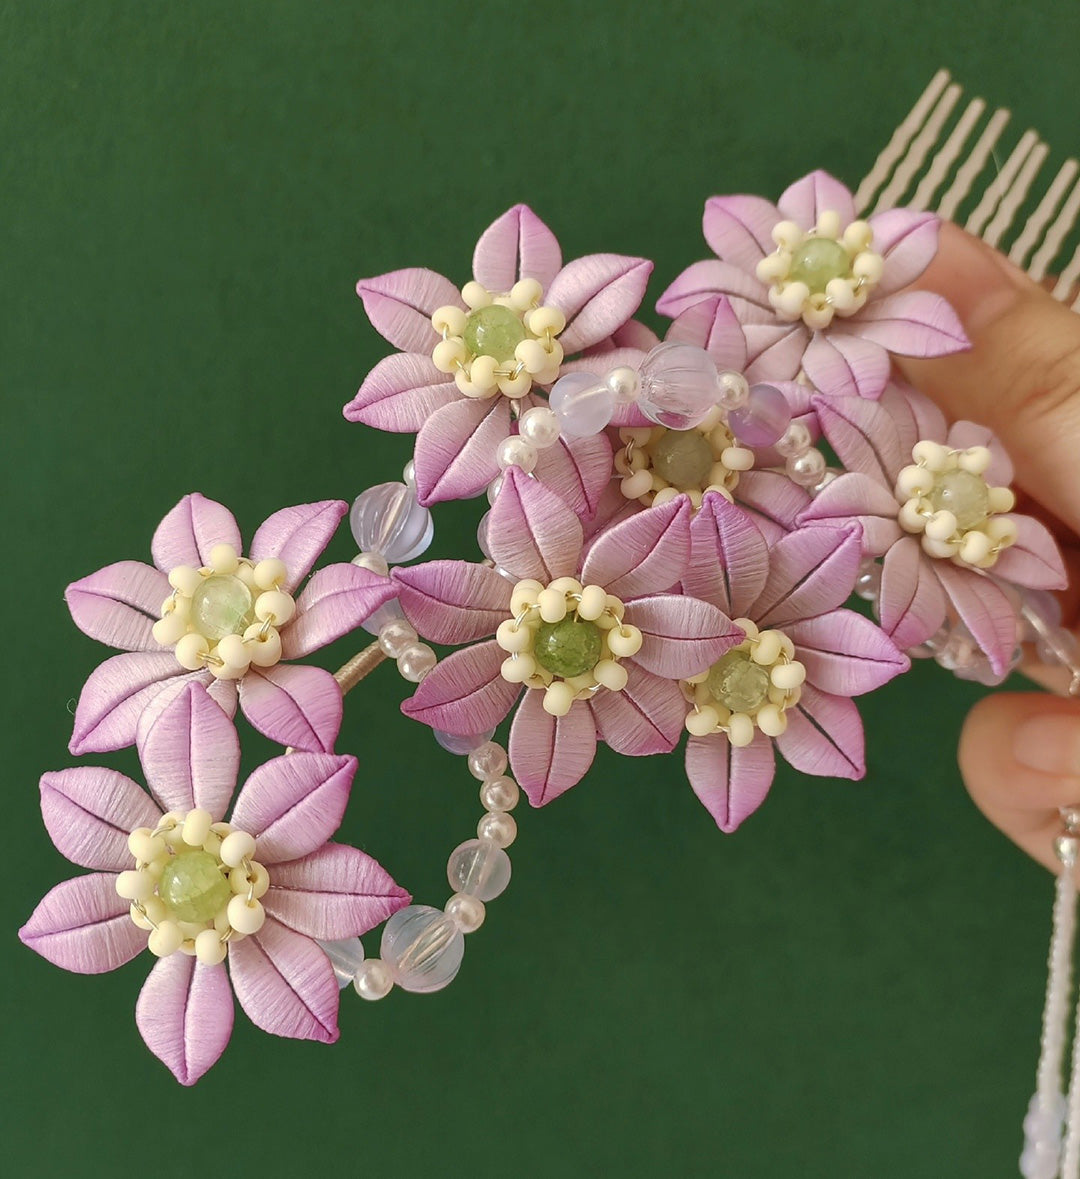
{"left": 775, "top": 420, "right": 812, "bottom": 458}
{"left": 468, "top": 741, "right": 508, "bottom": 781}
{"left": 464, "top": 304, "right": 526, "bottom": 362}
{"left": 361, "top": 597, "right": 404, "bottom": 637}
{"left": 378, "top": 617, "right": 418, "bottom": 658}
{"left": 650, "top": 430, "right": 714, "bottom": 486}
{"left": 350, "top": 481, "right": 434, "bottom": 564}
{"left": 637, "top": 342, "right": 721, "bottom": 430}
{"left": 788, "top": 236, "right": 851, "bottom": 293}
{"left": 480, "top": 775, "right": 519, "bottom": 812}
{"left": 706, "top": 649, "right": 771, "bottom": 713}
{"left": 728, "top": 384, "right": 792, "bottom": 447}
{"left": 317, "top": 937, "right": 366, "bottom": 988}
{"left": 447, "top": 838, "right": 512, "bottom": 901}
{"left": 353, "top": 958, "right": 394, "bottom": 1001}
{"left": 434, "top": 727, "right": 495, "bottom": 755}
{"left": 445, "top": 893, "right": 486, "bottom": 933}
{"left": 380, "top": 905, "right": 465, "bottom": 993}
{"left": 548, "top": 371, "right": 616, "bottom": 438}
{"left": 159, "top": 851, "right": 231, "bottom": 923}
{"left": 190, "top": 576, "right": 255, "bottom": 642}
{"left": 926, "top": 469, "right": 990, "bottom": 531}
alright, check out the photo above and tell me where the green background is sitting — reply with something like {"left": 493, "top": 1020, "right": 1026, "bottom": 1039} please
{"left": 3, "top": 2, "right": 1077, "bottom": 1175}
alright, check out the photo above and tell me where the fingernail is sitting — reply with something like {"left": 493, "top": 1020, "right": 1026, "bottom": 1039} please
{"left": 1014, "top": 714, "right": 1080, "bottom": 776}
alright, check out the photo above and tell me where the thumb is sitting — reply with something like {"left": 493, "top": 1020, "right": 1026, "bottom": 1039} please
{"left": 898, "top": 223, "right": 1080, "bottom": 536}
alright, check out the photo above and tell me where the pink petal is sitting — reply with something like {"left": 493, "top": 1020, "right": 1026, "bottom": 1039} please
{"left": 136, "top": 954, "right": 234, "bottom": 1086}
{"left": 40, "top": 767, "right": 160, "bottom": 872}
{"left": 413, "top": 395, "right": 510, "bottom": 507}
{"left": 249, "top": 500, "right": 348, "bottom": 593}
{"left": 263, "top": 843, "right": 411, "bottom": 940}
{"left": 812, "top": 395, "right": 904, "bottom": 487}
{"left": 887, "top": 380, "right": 947, "bottom": 446}
{"left": 743, "top": 322, "right": 808, "bottom": 383}
{"left": 70, "top": 652, "right": 191, "bottom": 756}
{"left": 152, "top": 494, "right": 242, "bottom": 574}
{"left": 66, "top": 561, "right": 171, "bottom": 652}
{"left": 135, "top": 680, "right": 239, "bottom": 818}
{"left": 934, "top": 561, "right": 1019, "bottom": 675}
{"left": 547, "top": 254, "right": 652, "bottom": 354}
{"left": 664, "top": 294, "right": 748, "bottom": 371}
{"left": 343, "top": 352, "right": 459, "bottom": 432}
{"left": 787, "top": 610, "right": 909, "bottom": 696}
{"left": 231, "top": 752, "right": 355, "bottom": 863}
{"left": 754, "top": 526, "right": 863, "bottom": 627}
{"left": 238, "top": 664, "right": 343, "bottom": 753}
{"left": 581, "top": 480, "right": 644, "bottom": 546}
{"left": 629, "top": 593, "right": 743, "bottom": 679}
{"left": 508, "top": 690, "right": 597, "bottom": 807}
{"left": 732, "top": 470, "right": 812, "bottom": 545}
{"left": 486, "top": 467, "right": 583, "bottom": 584}
{"left": 878, "top": 537, "right": 948, "bottom": 650}
{"left": 280, "top": 564, "right": 397, "bottom": 660}
{"left": 581, "top": 495, "right": 691, "bottom": 599}
{"left": 401, "top": 640, "right": 520, "bottom": 735}
{"left": 393, "top": 560, "right": 511, "bottom": 645}
{"left": 19, "top": 872, "right": 145, "bottom": 974}
{"left": 945, "top": 420, "right": 1014, "bottom": 486}
{"left": 801, "top": 332, "right": 890, "bottom": 400}
{"left": 589, "top": 662, "right": 687, "bottom": 756}
{"left": 776, "top": 683, "right": 865, "bottom": 779}
{"left": 778, "top": 170, "right": 855, "bottom": 228}
{"left": 228, "top": 916, "right": 339, "bottom": 1043}
{"left": 655, "top": 259, "right": 773, "bottom": 320}
{"left": 472, "top": 204, "right": 562, "bottom": 292}
{"left": 993, "top": 517, "right": 1068, "bottom": 590}
{"left": 869, "top": 208, "right": 942, "bottom": 295}
{"left": 684, "top": 731, "right": 776, "bottom": 832}
{"left": 531, "top": 432, "right": 614, "bottom": 519}
{"left": 850, "top": 290, "right": 969, "bottom": 357}
{"left": 607, "top": 319, "right": 661, "bottom": 351}
{"left": 686, "top": 492, "right": 770, "bottom": 617}
{"left": 796, "top": 471, "right": 902, "bottom": 556}
{"left": 355, "top": 267, "right": 460, "bottom": 354}
{"left": 703, "top": 194, "right": 781, "bottom": 270}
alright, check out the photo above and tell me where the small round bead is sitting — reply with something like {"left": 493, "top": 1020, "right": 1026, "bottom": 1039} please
{"left": 480, "top": 775, "right": 519, "bottom": 812}
{"left": 433, "top": 728, "right": 495, "bottom": 756}
{"left": 152, "top": 612, "right": 188, "bottom": 646}
{"left": 852, "top": 252, "right": 884, "bottom": 282}
{"left": 606, "top": 366, "right": 641, "bottom": 402}
{"left": 538, "top": 587, "right": 568, "bottom": 623}
{"left": 751, "top": 630, "right": 783, "bottom": 665}
{"left": 716, "top": 370, "right": 750, "bottom": 410}
{"left": 548, "top": 372, "right": 616, "bottom": 438}
{"left": 403, "top": 459, "right": 416, "bottom": 487}
{"left": 526, "top": 306, "right": 566, "bottom": 336}
{"left": 496, "top": 618, "right": 532, "bottom": 653}
{"left": 169, "top": 565, "right": 203, "bottom": 595}
{"left": 727, "top": 713, "right": 755, "bottom": 747}
{"left": 786, "top": 448, "right": 827, "bottom": 486}
{"left": 518, "top": 406, "right": 560, "bottom": 448}
{"left": 477, "top": 811, "right": 517, "bottom": 848}
{"left": 727, "top": 383, "right": 792, "bottom": 448}
{"left": 128, "top": 828, "right": 165, "bottom": 864}
{"left": 378, "top": 617, "right": 418, "bottom": 658}
{"left": 397, "top": 642, "right": 437, "bottom": 682}
{"left": 229, "top": 861, "right": 270, "bottom": 898}
{"left": 468, "top": 742, "right": 508, "bottom": 781}
{"left": 771, "top": 661, "right": 806, "bottom": 690}
{"left": 208, "top": 543, "right": 239, "bottom": 574}
{"left": 381, "top": 906, "right": 465, "bottom": 993}
{"left": 486, "top": 475, "right": 504, "bottom": 506}
{"left": 592, "top": 658, "right": 629, "bottom": 691}
{"left": 182, "top": 808, "right": 214, "bottom": 847}
{"left": 543, "top": 681, "right": 576, "bottom": 716}
{"left": 220, "top": 830, "right": 256, "bottom": 868}
{"left": 686, "top": 706, "right": 721, "bottom": 736}
{"left": 175, "top": 632, "right": 210, "bottom": 670}
{"left": 432, "top": 304, "right": 468, "bottom": 335}
{"left": 115, "top": 869, "right": 155, "bottom": 901}
{"left": 855, "top": 563, "right": 882, "bottom": 602}
{"left": 959, "top": 531, "right": 993, "bottom": 564}
{"left": 775, "top": 421, "right": 812, "bottom": 458}
{"left": 215, "top": 633, "right": 251, "bottom": 673}
{"left": 352, "top": 552, "right": 390, "bottom": 575}
{"left": 510, "top": 278, "right": 543, "bottom": 308}
{"left": 912, "top": 440, "right": 950, "bottom": 471}
{"left": 353, "top": 958, "right": 394, "bottom": 1001}
{"left": 227, "top": 895, "right": 265, "bottom": 935}
{"left": 756, "top": 704, "right": 787, "bottom": 737}
{"left": 620, "top": 470, "right": 653, "bottom": 500}
{"left": 255, "top": 590, "right": 295, "bottom": 626}
{"left": 195, "top": 928, "right": 228, "bottom": 966}
{"left": 925, "top": 510, "right": 958, "bottom": 541}
{"left": 501, "top": 654, "right": 536, "bottom": 683}
{"left": 576, "top": 585, "right": 608, "bottom": 621}
{"left": 253, "top": 558, "right": 288, "bottom": 590}
{"left": 461, "top": 281, "right": 491, "bottom": 309}
{"left": 242, "top": 624, "right": 282, "bottom": 667}
{"left": 496, "top": 436, "right": 539, "bottom": 473}
{"left": 447, "top": 838, "right": 512, "bottom": 900}
{"left": 432, "top": 337, "right": 467, "bottom": 372}
{"left": 445, "top": 893, "right": 486, "bottom": 933}
{"left": 318, "top": 936, "right": 366, "bottom": 988}
{"left": 148, "top": 920, "right": 184, "bottom": 958}
{"left": 606, "top": 624, "right": 643, "bottom": 657}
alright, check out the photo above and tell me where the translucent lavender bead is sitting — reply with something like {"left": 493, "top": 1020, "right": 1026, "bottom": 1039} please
{"left": 637, "top": 342, "right": 720, "bottom": 430}
{"left": 727, "top": 383, "right": 792, "bottom": 447}
{"left": 447, "top": 838, "right": 512, "bottom": 901}
{"left": 350, "top": 481, "right": 434, "bottom": 563}
{"left": 316, "top": 937, "right": 365, "bottom": 989}
{"left": 380, "top": 905, "right": 465, "bottom": 993}
{"left": 548, "top": 371, "right": 615, "bottom": 438}
{"left": 433, "top": 728, "right": 496, "bottom": 755}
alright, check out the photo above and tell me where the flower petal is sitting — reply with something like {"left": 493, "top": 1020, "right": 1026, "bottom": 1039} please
{"left": 355, "top": 267, "right": 460, "bottom": 354}
{"left": 869, "top": 208, "right": 942, "bottom": 295}
{"left": 945, "top": 420, "right": 1014, "bottom": 486}
{"left": 888, "top": 381, "right": 947, "bottom": 445}
{"left": 393, "top": 560, "right": 511, "bottom": 645}
{"left": 136, "top": 955, "right": 234, "bottom": 1086}
{"left": 548, "top": 254, "right": 653, "bottom": 354}
{"left": 684, "top": 731, "right": 776, "bottom": 832}
{"left": 796, "top": 471, "right": 902, "bottom": 556}
{"left": 135, "top": 680, "right": 239, "bottom": 818}
{"left": 778, "top": 170, "right": 855, "bottom": 228}
{"left": 934, "top": 561, "right": 1019, "bottom": 675}
{"left": 152, "top": 494, "right": 242, "bottom": 574}
{"left": 743, "top": 322, "right": 808, "bottom": 382}
{"left": 472, "top": 204, "right": 562, "bottom": 292}
{"left": 413, "top": 395, "right": 510, "bottom": 507}
{"left": 776, "top": 683, "right": 865, "bottom": 779}
{"left": 65, "top": 561, "right": 171, "bottom": 652}
{"left": 801, "top": 332, "right": 890, "bottom": 400}
{"left": 664, "top": 294, "right": 748, "bottom": 371}
{"left": 228, "top": 916, "right": 339, "bottom": 1043}
{"left": 40, "top": 767, "right": 160, "bottom": 872}
{"left": 70, "top": 652, "right": 191, "bottom": 756}
{"left": 343, "top": 352, "right": 459, "bottom": 432}
{"left": 401, "top": 640, "right": 520, "bottom": 735}
{"left": 656, "top": 259, "right": 773, "bottom": 320}
{"left": 486, "top": 467, "right": 583, "bottom": 584}
{"left": 812, "top": 394, "right": 904, "bottom": 487}
{"left": 703, "top": 195, "right": 781, "bottom": 270}
{"left": 19, "top": 872, "right": 145, "bottom": 973}
{"left": 263, "top": 843, "right": 411, "bottom": 940}
{"left": 629, "top": 593, "right": 743, "bottom": 679}
{"left": 531, "top": 432, "right": 614, "bottom": 519}
{"left": 230, "top": 753, "right": 355, "bottom": 863}
{"left": 878, "top": 536, "right": 947, "bottom": 650}
{"left": 686, "top": 492, "right": 770, "bottom": 617}
{"left": 581, "top": 495, "right": 691, "bottom": 599}
{"left": 993, "top": 517, "right": 1068, "bottom": 590}
{"left": 280, "top": 564, "right": 397, "bottom": 659}
{"left": 249, "top": 501, "right": 348, "bottom": 593}
{"left": 733, "top": 470, "right": 812, "bottom": 544}
{"left": 508, "top": 691, "right": 597, "bottom": 807}
{"left": 848, "top": 290, "right": 969, "bottom": 357}
{"left": 588, "top": 663, "right": 687, "bottom": 756}
{"left": 754, "top": 526, "right": 863, "bottom": 627}
{"left": 238, "top": 664, "right": 343, "bottom": 753}
{"left": 787, "top": 610, "right": 909, "bottom": 696}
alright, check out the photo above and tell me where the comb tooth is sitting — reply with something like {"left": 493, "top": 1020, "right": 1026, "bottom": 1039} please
{"left": 965, "top": 129, "right": 1040, "bottom": 237}
{"left": 983, "top": 140, "right": 1049, "bottom": 248}
{"left": 909, "top": 97, "right": 986, "bottom": 212}
{"left": 854, "top": 68, "right": 951, "bottom": 213}
{"left": 870, "top": 82, "right": 962, "bottom": 216}
{"left": 1031, "top": 170, "right": 1080, "bottom": 282}
{"left": 1052, "top": 241, "right": 1080, "bottom": 303}
{"left": 937, "top": 107, "right": 1011, "bottom": 221}
{"left": 1011, "top": 159, "right": 1080, "bottom": 273}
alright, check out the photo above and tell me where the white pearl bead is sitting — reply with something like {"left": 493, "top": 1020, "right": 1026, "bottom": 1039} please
{"left": 397, "top": 642, "right": 437, "bottom": 682}
{"left": 468, "top": 742, "right": 508, "bottom": 781}
{"left": 486, "top": 475, "right": 503, "bottom": 506}
{"left": 518, "top": 406, "right": 561, "bottom": 448}
{"left": 378, "top": 617, "right": 418, "bottom": 658}
{"left": 606, "top": 366, "right": 641, "bottom": 402}
{"left": 220, "top": 830, "right": 256, "bottom": 868}
{"left": 195, "top": 928, "right": 228, "bottom": 965}
{"left": 786, "top": 448, "right": 827, "bottom": 486}
{"left": 445, "top": 893, "right": 486, "bottom": 933}
{"left": 480, "top": 776, "right": 519, "bottom": 812}
{"left": 353, "top": 958, "right": 394, "bottom": 1000}
{"left": 776, "top": 421, "right": 812, "bottom": 458}
{"left": 477, "top": 811, "right": 517, "bottom": 848}
{"left": 496, "top": 436, "right": 539, "bottom": 473}
{"left": 227, "top": 895, "right": 265, "bottom": 935}
{"left": 716, "top": 370, "right": 749, "bottom": 409}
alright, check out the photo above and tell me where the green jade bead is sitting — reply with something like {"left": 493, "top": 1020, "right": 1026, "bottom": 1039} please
{"left": 190, "top": 574, "right": 255, "bottom": 641}
{"left": 533, "top": 616, "right": 604, "bottom": 679}
{"left": 158, "top": 851, "right": 232, "bottom": 923}
{"left": 463, "top": 304, "right": 527, "bottom": 363}
{"left": 787, "top": 236, "right": 851, "bottom": 294}
{"left": 706, "top": 649, "right": 771, "bottom": 713}
{"left": 651, "top": 429, "right": 714, "bottom": 486}
{"left": 926, "top": 469, "right": 991, "bottom": 531}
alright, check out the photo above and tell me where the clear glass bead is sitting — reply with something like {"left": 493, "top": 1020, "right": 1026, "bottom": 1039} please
{"left": 1020, "top": 588, "right": 1063, "bottom": 644}
{"left": 926, "top": 469, "right": 990, "bottom": 531}
{"left": 380, "top": 905, "right": 465, "bottom": 993}
{"left": 1036, "top": 625, "right": 1079, "bottom": 668}
{"left": 190, "top": 576, "right": 255, "bottom": 642}
{"left": 548, "top": 371, "right": 616, "bottom": 438}
{"left": 637, "top": 342, "right": 720, "bottom": 430}
{"left": 434, "top": 728, "right": 496, "bottom": 755}
{"left": 447, "top": 838, "right": 512, "bottom": 901}
{"left": 350, "top": 481, "right": 434, "bottom": 564}
{"left": 361, "top": 597, "right": 404, "bottom": 637}
{"left": 317, "top": 937, "right": 365, "bottom": 988}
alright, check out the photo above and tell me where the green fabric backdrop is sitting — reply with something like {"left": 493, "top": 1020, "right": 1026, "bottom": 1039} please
{"left": 4, "top": 2, "right": 1078, "bottom": 1175}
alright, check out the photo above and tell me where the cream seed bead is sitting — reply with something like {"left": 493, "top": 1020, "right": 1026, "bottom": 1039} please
{"left": 468, "top": 742, "right": 508, "bottom": 781}
{"left": 852, "top": 252, "right": 884, "bottom": 283}
{"left": 577, "top": 585, "right": 608, "bottom": 621}
{"left": 354, "top": 958, "right": 394, "bottom": 1001}
{"left": 169, "top": 565, "right": 203, "bottom": 595}
{"left": 621, "top": 470, "right": 653, "bottom": 500}
{"left": 255, "top": 590, "right": 295, "bottom": 626}
{"left": 772, "top": 220, "right": 802, "bottom": 249}
{"left": 510, "top": 579, "right": 543, "bottom": 615}
{"left": 116, "top": 869, "right": 155, "bottom": 901}
{"left": 461, "top": 282, "right": 491, "bottom": 309}
{"left": 720, "top": 446, "right": 754, "bottom": 472}
{"left": 816, "top": 210, "right": 842, "bottom": 238}
{"left": 398, "top": 643, "right": 437, "bottom": 682}
{"left": 543, "top": 681, "right": 576, "bottom": 716}
{"left": 756, "top": 704, "right": 787, "bottom": 737}
{"left": 774, "top": 282, "right": 810, "bottom": 318}
{"left": 182, "top": 808, "right": 214, "bottom": 847}
{"left": 987, "top": 486, "right": 1016, "bottom": 513}
{"left": 538, "top": 588, "right": 568, "bottom": 623}
{"left": 843, "top": 220, "right": 873, "bottom": 251}
{"left": 956, "top": 446, "right": 992, "bottom": 475}
{"left": 606, "top": 624, "right": 643, "bottom": 658}
{"left": 686, "top": 706, "right": 721, "bottom": 736}
{"left": 216, "top": 634, "right": 251, "bottom": 673}
{"left": 130, "top": 897, "right": 165, "bottom": 929}
{"left": 432, "top": 305, "right": 467, "bottom": 336}
{"left": 925, "top": 510, "right": 958, "bottom": 541}
{"left": 498, "top": 370, "right": 532, "bottom": 398}
{"left": 549, "top": 576, "right": 582, "bottom": 596}
{"left": 518, "top": 406, "right": 560, "bottom": 448}
{"left": 526, "top": 306, "right": 565, "bottom": 336}
{"left": 195, "top": 929, "right": 227, "bottom": 966}
{"left": 752, "top": 631, "right": 783, "bottom": 665}
{"left": 912, "top": 440, "right": 950, "bottom": 471}
{"left": 253, "top": 558, "right": 288, "bottom": 590}
{"left": 755, "top": 253, "right": 789, "bottom": 284}
{"left": 727, "top": 713, "right": 755, "bottom": 747}
{"left": 825, "top": 278, "right": 857, "bottom": 312}
{"left": 379, "top": 617, "right": 418, "bottom": 658}
{"left": 208, "top": 544, "right": 240, "bottom": 574}
{"left": 230, "top": 861, "right": 269, "bottom": 899}
{"left": 510, "top": 278, "right": 542, "bottom": 309}
{"left": 496, "top": 436, "right": 538, "bottom": 472}
{"left": 432, "top": 340, "right": 466, "bottom": 373}
{"left": 896, "top": 465, "right": 935, "bottom": 498}
{"left": 515, "top": 339, "right": 552, "bottom": 375}
{"left": 986, "top": 516, "right": 1019, "bottom": 546}
{"left": 149, "top": 921, "right": 184, "bottom": 958}
{"left": 959, "top": 531, "right": 993, "bottom": 564}
{"left": 496, "top": 619, "right": 533, "bottom": 653}
{"left": 501, "top": 654, "right": 536, "bottom": 683}
{"left": 128, "top": 828, "right": 164, "bottom": 863}
{"left": 220, "top": 830, "right": 256, "bottom": 868}
{"left": 175, "top": 632, "right": 210, "bottom": 670}
{"left": 771, "top": 661, "right": 806, "bottom": 690}
{"left": 898, "top": 499, "right": 928, "bottom": 532}
{"left": 480, "top": 776, "right": 519, "bottom": 812}
{"left": 922, "top": 535, "right": 956, "bottom": 560}
{"left": 152, "top": 612, "right": 188, "bottom": 646}
{"left": 242, "top": 625, "right": 282, "bottom": 667}
{"left": 802, "top": 302, "right": 834, "bottom": 331}
{"left": 228, "top": 895, "right": 265, "bottom": 935}
{"left": 477, "top": 811, "right": 517, "bottom": 848}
